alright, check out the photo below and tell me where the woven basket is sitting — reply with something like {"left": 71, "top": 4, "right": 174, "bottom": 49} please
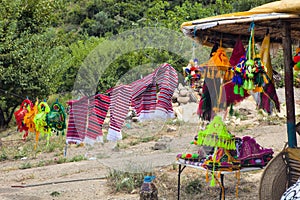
{"left": 259, "top": 151, "right": 288, "bottom": 200}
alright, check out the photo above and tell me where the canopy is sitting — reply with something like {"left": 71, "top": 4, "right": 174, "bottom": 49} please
{"left": 181, "top": 0, "right": 300, "bottom": 48}
{"left": 181, "top": 0, "right": 299, "bottom": 147}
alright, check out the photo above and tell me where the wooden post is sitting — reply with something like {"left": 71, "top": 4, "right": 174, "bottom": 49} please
{"left": 282, "top": 21, "right": 297, "bottom": 147}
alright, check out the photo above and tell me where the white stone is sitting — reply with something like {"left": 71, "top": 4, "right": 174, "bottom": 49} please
{"left": 179, "top": 89, "right": 188, "bottom": 97}
{"left": 177, "top": 96, "right": 190, "bottom": 104}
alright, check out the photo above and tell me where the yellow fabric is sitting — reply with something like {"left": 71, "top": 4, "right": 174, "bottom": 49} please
{"left": 286, "top": 147, "right": 300, "bottom": 162}
{"left": 260, "top": 34, "right": 272, "bottom": 81}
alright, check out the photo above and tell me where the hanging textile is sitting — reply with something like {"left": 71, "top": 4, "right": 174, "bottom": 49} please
{"left": 66, "top": 93, "right": 111, "bottom": 145}
{"left": 259, "top": 33, "right": 272, "bottom": 82}
{"left": 46, "top": 100, "right": 67, "bottom": 135}
{"left": 66, "top": 96, "right": 89, "bottom": 144}
{"left": 34, "top": 102, "right": 51, "bottom": 148}
{"left": 85, "top": 94, "right": 110, "bottom": 144}
{"left": 230, "top": 39, "right": 246, "bottom": 67}
{"left": 23, "top": 100, "right": 38, "bottom": 135}
{"left": 107, "top": 63, "right": 178, "bottom": 142}
{"left": 197, "top": 44, "right": 232, "bottom": 121}
{"left": 14, "top": 99, "right": 33, "bottom": 140}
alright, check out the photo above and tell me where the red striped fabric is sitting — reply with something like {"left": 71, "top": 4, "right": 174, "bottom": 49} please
{"left": 66, "top": 94, "right": 110, "bottom": 145}
{"left": 86, "top": 94, "right": 110, "bottom": 143}
{"left": 107, "top": 63, "right": 178, "bottom": 141}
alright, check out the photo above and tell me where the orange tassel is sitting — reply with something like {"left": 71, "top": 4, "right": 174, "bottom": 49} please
{"left": 207, "top": 69, "right": 211, "bottom": 78}
{"left": 206, "top": 169, "right": 209, "bottom": 183}
{"left": 263, "top": 74, "right": 269, "bottom": 84}
{"left": 235, "top": 170, "right": 240, "bottom": 198}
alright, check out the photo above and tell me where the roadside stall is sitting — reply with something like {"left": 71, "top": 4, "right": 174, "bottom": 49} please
{"left": 179, "top": 0, "right": 300, "bottom": 199}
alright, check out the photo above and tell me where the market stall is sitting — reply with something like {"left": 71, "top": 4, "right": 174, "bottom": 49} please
{"left": 180, "top": 0, "right": 300, "bottom": 199}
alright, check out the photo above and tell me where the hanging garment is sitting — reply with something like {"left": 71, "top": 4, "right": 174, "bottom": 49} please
{"left": 34, "top": 102, "right": 51, "bottom": 148}
{"left": 66, "top": 94, "right": 111, "bottom": 145}
{"left": 14, "top": 99, "right": 33, "bottom": 140}
{"left": 107, "top": 63, "right": 178, "bottom": 141}
{"left": 259, "top": 82, "right": 280, "bottom": 114}
{"left": 230, "top": 39, "right": 246, "bottom": 67}
{"left": 66, "top": 96, "right": 89, "bottom": 144}
{"left": 259, "top": 33, "right": 272, "bottom": 82}
{"left": 219, "top": 81, "right": 250, "bottom": 107}
{"left": 23, "top": 100, "right": 38, "bottom": 134}
{"left": 85, "top": 94, "right": 110, "bottom": 144}
{"left": 46, "top": 100, "right": 66, "bottom": 134}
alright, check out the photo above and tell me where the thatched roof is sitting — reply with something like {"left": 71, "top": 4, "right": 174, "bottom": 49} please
{"left": 181, "top": 0, "right": 300, "bottom": 48}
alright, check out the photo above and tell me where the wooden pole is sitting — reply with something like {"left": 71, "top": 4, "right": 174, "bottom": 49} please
{"left": 282, "top": 21, "right": 297, "bottom": 147}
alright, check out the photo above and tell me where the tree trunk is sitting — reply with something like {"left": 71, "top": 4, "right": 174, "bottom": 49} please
{"left": 0, "top": 107, "right": 7, "bottom": 130}
{"left": 0, "top": 104, "right": 19, "bottom": 130}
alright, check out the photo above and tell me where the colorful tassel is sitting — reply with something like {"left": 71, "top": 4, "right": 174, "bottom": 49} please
{"left": 206, "top": 169, "right": 209, "bottom": 183}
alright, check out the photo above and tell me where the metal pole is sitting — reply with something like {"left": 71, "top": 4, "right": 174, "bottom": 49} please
{"left": 282, "top": 21, "right": 297, "bottom": 147}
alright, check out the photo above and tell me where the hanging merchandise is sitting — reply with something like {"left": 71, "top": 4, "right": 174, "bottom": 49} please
{"left": 293, "top": 47, "right": 300, "bottom": 71}
{"left": 195, "top": 115, "right": 238, "bottom": 186}
{"left": 183, "top": 59, "right": 202, "bottom": 88}
{"left": 46, "top": 100, "right": 67, "bottom": 135}
{"left": 23, "top": 99, "right": 39, "bottom": 135}
{"left": 231, "top": 22, "right": 269, "bottom": 96}
{"left": 34, "top": 101, "right": 51, "bottom": 149}
{"left": 14, "top": 99, "right": 33, "bottom": 140}
{"left": 197, "top": 43, "right": 232, "bottom": 121}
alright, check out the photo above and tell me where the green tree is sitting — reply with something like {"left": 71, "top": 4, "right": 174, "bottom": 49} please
{"left": 0, "top": 0, "right": 67, "bottom": 128}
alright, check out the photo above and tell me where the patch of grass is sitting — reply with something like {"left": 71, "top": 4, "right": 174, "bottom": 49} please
{"left": 68, "top": 155, "right": 86, "bottom": 162}
{"left": 50, "top": 191, "right": 61, "bottom": 197}
{"left": 185, "top": 178, "right": 203, "bottom": 194}
{"left": 0, "top": 148, "right": 8, "bottom": 161}
{"left": 13, "top": 150, "right": 27, "bottom": 160}
{"left": 19, "top": 162, "right": 32, "bottom": 169}
{"left": 106, "top": 169, "right": 149, "bottom": 193}
{"left": 55, "top": 157, "right": 67, "bottom": 164}
{"left": 139, "top": 136, "right": 156, "bottom": 143}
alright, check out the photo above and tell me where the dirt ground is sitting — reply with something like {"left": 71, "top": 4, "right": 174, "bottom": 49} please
{"left": 0, "top": 88, "right": 300, "bottom": 200}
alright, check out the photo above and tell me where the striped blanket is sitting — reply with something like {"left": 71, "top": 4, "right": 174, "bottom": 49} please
{"left": 66, "top": 94, "right": 110, "bottom": 145}
{"left": 107, "top": 63, "right": 178, "bottom": 141}
{"left": 66, "top": 63, "right": 178, "bottom": 144}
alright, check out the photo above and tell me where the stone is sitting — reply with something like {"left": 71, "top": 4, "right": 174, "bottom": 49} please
{"left": 179, "top": 89, "right": 188, "bottom": 97}
{"left": 132, "top": 117, "right": 139, "bottom": 122}
{"left": 177, "top": 96, "right": 190, "bottom": 104}
{"left": 153, "top": 142, "right": 167, "bottom": 150}
{"left": 173, "top": 106, "right": 183, "bottom": 120}
{"left": 167, "top": 126, "right": 176, "bottom": 132}
{"left": 172, "top": 102, "right": 179, "bottom": 107}
{"left": 172, "top": 91, "right": 179, "bottom": 99}
{"left": 180, "top": 102, "right": 199, "bottom": 123}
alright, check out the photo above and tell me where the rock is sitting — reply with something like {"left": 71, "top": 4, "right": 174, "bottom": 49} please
{"left": 173, "top": 106, "right": 183, "bottom": 120}
{"left": 180, "top": 102, "right": 199, "bottom": 123}
{"left": 177, "top": 96, "right": 190, "bottom": 104}
{"left": 153, "top": 142, "right": 167, "bottom": 150}
{"left": 132, "top": 117, "right": 139, "bottom": 122}
{"left": 167, "top": 126, "right": 176, "bottom": 132}
{"left": 178, "top": 83, "right": 184, "bottom": 90}
{"left": 179, "top": 89, "right": 188, "bottom": 97}
{"left": 160, "top": 136, "right": 173, "bottom": 142}
{"left": 172, "top": 102, "right": 179, "bottom": 107}
{"left": 172, "top": 92, "right": 179, "bottom": 99}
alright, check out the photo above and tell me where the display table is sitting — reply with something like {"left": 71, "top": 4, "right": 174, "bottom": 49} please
{"left": 177, "top": 161, "right": 264, "bottom": 200}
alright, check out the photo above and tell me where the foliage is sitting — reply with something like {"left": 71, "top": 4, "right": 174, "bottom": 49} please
{"left": 0, "top": 0, "right": 278, "bottom": 129}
